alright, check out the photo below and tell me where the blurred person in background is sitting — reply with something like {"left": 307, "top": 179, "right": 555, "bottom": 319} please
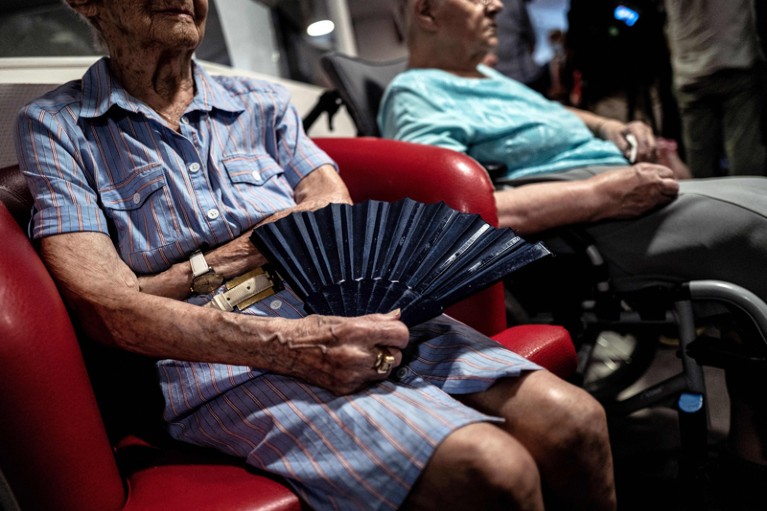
{"left": 664, "top": 0, "right": 767, "bottom": 177}
{"left": 494, "top": 0, "right": 549, "bottom": 95}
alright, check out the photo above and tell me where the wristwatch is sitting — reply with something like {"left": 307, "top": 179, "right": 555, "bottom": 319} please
{"left": 189, "top": 250, "right": 225, "bottom": 294}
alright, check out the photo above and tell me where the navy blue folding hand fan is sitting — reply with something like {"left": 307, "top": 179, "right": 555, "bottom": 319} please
{"left": 250, "top": 198, "right": 550, "bottom": 326}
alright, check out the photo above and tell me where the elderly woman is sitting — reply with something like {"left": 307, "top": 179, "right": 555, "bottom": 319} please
{"left": 380, "top": 0, "right": 767, "bottom": 498}
{"left": 15, "top": 1, "right": 616, "bottom": 509}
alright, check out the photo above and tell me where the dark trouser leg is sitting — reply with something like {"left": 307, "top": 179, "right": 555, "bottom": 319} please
{"left": 721, "top": 67, "right": 767, "bottom": 176}
{"left": 674, "top": 85, "right": 722, "bottom": 177}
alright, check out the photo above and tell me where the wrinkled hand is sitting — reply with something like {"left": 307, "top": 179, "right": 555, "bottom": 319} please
{"left": 599, "top": 120, "right": 658, "bottom": 163}
{"left": 270, "top": 309, "right": 409, "bottom": 395}
{"left": 592, "top": 163, "right": 679, "bottom": 221}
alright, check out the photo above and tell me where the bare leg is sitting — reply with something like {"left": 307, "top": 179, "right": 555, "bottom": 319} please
{"left": 402, "top": 422, "right": 545, "bottom": 511}
{"left": 458, "top": 371, "right": 617, "bottom": 511}
{"left": 657, "top": 137, "right": 692, "bottom": 180}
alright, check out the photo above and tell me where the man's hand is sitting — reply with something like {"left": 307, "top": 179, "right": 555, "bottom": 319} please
{"left": 591, "top": 163, "right": 679, "bottom": 221}
{"left": 263, "top": 310, "right": 410, "bottom": 395}
{"left": 568, "top": 108, "right": 658, "bottom": 163}
{"left": 598, "top": 119, "right": 658, "bottom": 163}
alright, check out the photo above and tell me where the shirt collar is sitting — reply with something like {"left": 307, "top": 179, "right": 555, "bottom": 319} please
{"left": 80, "top": 56, "right": 245, "bottom": 119}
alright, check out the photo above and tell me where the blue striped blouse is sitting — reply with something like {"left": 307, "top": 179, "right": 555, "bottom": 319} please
{"left": 15, "top": 57, "right": 334, "bottom": 275}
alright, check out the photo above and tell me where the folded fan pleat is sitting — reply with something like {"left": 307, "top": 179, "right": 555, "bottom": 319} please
{"left": 251, "top": 198, "right": 550, "bottom": 326}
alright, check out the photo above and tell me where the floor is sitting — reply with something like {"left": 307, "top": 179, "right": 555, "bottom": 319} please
{"left": 597, "top": 340, "right": 747, "bottom": 510}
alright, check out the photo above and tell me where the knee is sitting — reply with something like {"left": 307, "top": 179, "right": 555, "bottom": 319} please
{"left": 545, "top": 387, "right": 610, "bottom": 455}
{"left": 456, "top": 427, "right": 543, "bottom": 508}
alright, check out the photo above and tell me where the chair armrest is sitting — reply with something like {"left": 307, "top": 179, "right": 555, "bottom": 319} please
{"left": 314, "top": 137, "right": 500, "bottom": 226}
{"left": 0, "top": 204, "right": 125, "bottom": 511}
{"left": 492, "top": 325, "right": 577, "bottom": 379}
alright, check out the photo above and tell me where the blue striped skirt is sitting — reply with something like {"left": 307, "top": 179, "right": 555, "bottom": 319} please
{"left": 158, "top": 288, "right": 540, "bottom": 510}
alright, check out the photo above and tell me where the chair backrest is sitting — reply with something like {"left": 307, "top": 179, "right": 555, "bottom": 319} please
{"left": 315, "top": 137, "right": 508, "bottom": 337}
{"left": 320, "top": 52, "right": 407, "bottom": 137}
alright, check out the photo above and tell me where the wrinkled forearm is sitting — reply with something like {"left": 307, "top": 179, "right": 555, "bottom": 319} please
{"left": 257, "top": 164, "right": 352, "bottom": 225}
{"left": 495, "top": 164, "right": 678, "bottom": 234}
{"left": 137, "top": 165, "right": 350, "bottom": 300}
{"left": 86, "top": 292, "right": 332, "bottom": 374}
{"left": 39, "top": 232, "right": 321, "bottom": 370}
{"left": 136, "top": 232, "right": 265, "bottom": 300}
{"left": 494, "top": 179, "right": 603, "bottom": 235}
{"left": 566, "top": 107, "right": 618, "bottom": 138}
{"left": 40, "top": 231, "right": 410, "bottom": 395}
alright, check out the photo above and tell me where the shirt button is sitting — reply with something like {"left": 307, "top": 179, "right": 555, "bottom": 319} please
{"left": 188, "top": 162, "right": 201, "bottom": 173}
{"left": 132, "top": 193, "right": 141, "bottom": 205}
{"left": 207, "top": 209, "right": 220, "bottom": 220}
{"left": 180, "top": 116, "right": 189, "bottom": 124}
{"left": 251, "top": 170, "right": 260, "bottom": 180}
{"left": 395, "top": 368, "right": 407, "bottom": 378}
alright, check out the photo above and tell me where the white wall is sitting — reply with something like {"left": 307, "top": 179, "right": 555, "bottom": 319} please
{"left": 354, "top": 16, "right": 407, "bottom": 61}
{"left": 214, "top": 0, "right": 282, "bottom": 78}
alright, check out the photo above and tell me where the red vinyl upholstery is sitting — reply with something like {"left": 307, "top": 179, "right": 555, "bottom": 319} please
{"left": 0, "top": 137, "right": 575, "bottom": 511}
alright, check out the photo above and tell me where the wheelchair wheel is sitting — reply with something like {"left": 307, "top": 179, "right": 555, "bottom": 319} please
{"left": 580, "top": 329, "right": 658, "bottom": 402}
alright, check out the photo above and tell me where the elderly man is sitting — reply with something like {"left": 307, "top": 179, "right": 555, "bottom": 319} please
{"left": 380, "top": 0, "right": 767, "bottom": 496}
{"left": 15, "top": 1, "right": 616, "bottom": 509}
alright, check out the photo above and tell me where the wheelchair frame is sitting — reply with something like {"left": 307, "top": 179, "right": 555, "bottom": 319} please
{"left": 307, "top": 50, "right": 767, "bottom": 507}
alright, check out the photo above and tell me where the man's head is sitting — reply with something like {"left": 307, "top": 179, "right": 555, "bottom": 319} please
{"left": 400, "top": 0, "right": 503, "bottom": 71}
{"left": 63, "top": 0, "right": 208, "bottom": 55}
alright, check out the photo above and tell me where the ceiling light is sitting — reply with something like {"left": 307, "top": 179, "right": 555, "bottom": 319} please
{"left": 306, "top": 19, "right": 335, "bottom": 37}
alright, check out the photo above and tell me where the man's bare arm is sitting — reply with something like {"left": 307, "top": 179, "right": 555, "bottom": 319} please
{"left": 494, "top": 164, "right": 679, "bottom": 235}
{"left": 39, "top": 227, "right": 407, "bottom": 395}
{"left": 138, "top": 164, "right": 350, "bottom": 299}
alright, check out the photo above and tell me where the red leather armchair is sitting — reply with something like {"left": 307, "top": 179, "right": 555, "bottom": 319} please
{"left": 0, "top": 137, "right": 575, "bottom": 511}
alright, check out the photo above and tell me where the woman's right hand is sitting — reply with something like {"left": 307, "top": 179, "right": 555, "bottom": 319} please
{"left": 261, "top": 309, "right": 410, "bottom": 395}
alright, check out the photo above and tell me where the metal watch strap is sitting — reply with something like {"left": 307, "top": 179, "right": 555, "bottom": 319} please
{"left": 189, "top": 250, "right": 212, "bottom": 278}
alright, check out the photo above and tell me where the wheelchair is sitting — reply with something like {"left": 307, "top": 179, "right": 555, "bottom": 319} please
{"left": 307, "top": 50, "right": 767, "bottom": 506}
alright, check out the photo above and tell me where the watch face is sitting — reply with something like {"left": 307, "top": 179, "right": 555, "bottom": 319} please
{"left": 193, "top": 272, "right": 225, "bottom": 294}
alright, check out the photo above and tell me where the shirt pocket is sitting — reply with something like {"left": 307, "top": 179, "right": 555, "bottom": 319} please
{"left": 221, "top": 153, "right": 284, "bottom": 187}
{"left": 100, "top": 162, "right": 180, "bottom": 257}
{"left": 220, "top": 154, "right": 294, "bottom": 224}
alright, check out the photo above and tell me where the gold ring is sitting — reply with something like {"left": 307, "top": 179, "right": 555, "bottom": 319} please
{"left": 373, "top": 349, "right": 396, "bottom": 374}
